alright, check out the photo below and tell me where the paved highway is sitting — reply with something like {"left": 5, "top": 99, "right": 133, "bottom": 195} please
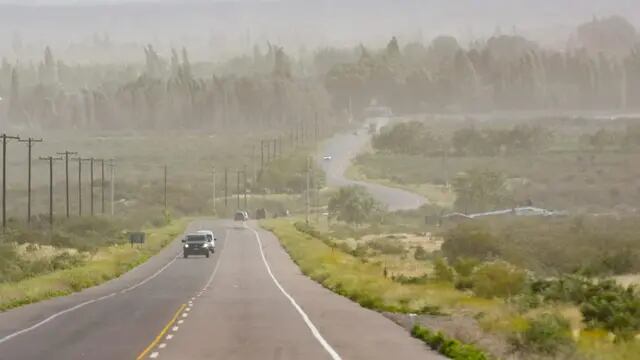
{"left": 0, "top": 219, "right": 443, "bottom": 359}
{"left": 0, "top": 122, "right": 441, "bottom": 360}
{"left": 319, "top": 118, "right": 427, "bottom": 211}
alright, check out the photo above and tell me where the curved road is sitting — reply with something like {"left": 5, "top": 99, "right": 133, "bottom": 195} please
{"left": 319, "top": 118, "right": 427, "bottom": 211}
{"left": 0, "top": 219, "right": 443, "bottom": 359}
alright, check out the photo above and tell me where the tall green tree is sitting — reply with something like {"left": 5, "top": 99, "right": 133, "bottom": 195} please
{"left": 328, "top": 186, "right": 382, "bottom": 225}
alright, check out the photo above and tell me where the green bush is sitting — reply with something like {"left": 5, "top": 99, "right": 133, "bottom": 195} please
{"left": 442, "top": 223, "right": 500, "bottom": 261}
{"left": 580, "top": 280, "right": 640, "bottom": 339}
{"left": 471, "top": 261, "right": 527, "bottom": 298}
{"left": 433, "top": 256, "right": 455, "bottom": 282}
{"left": 411, "top": 325, "right": 489, "bottom": 360}
{"left": 454, "top": 276, "right": 474, "bottom": 291}
{"left": 452, "top": 257, "right": 480, "bottom": 277}
{"left": 509, "top": 313, "right": 575, "bottom": 355}
{"left": 414, "top": 245, "right": 429, "bottom": 260}
{"left": 368, "top": 237, "right": 405, "bottom": 255}
{"left": 328, "top": 185, "right": 383, "bottom": 226}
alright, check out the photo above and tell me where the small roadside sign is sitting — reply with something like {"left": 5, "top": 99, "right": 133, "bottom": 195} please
{"left": 128, "top": 232, "right": 146, "bottom": 246}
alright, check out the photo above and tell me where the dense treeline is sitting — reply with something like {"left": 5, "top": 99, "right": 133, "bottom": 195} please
{"left": 0, "top": 45, "right": 331, "bottom": 131}
{"left": 372, "top": 120, "right": 554, "bottom": 156}
{"left": 2, "top": 15, "right": 639, "bottom": 131}
{"left": 325, "top": 16, "right": 640, "bottom": 114}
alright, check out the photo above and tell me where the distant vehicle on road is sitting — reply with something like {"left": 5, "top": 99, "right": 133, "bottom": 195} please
{"left": 323, "top": 155, "right": 332, "bottom": 161}
{"left": 234, "top": 210, "right": 249, "bottom": 221}
{"left": 182, "top": 233, "right": 211, "bottom": 258}
{"left": 196, "top": 230, "right": 216, "bottom": 253}
{"left": 255, "top": 208, "right": 267, "bottom": 219}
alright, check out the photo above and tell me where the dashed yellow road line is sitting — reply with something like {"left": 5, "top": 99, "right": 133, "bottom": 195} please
{"left": 136, "top": 303, "right": 187, "bottom": 360}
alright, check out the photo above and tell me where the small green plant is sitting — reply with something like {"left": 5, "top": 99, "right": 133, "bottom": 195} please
{"left": 471, "top": 260, "right": 527, "bottom": 298}
{"left": 433, "top": 256, "right": 455, "bottom": 282}
{"left": 509, "top": 313, "right": 575, "bottom": 355}
{"left": 411, "top": 325, "right": 489, "bottom": 360}
{"left": 452, "top": 257, "right": 480, "bottom": 277}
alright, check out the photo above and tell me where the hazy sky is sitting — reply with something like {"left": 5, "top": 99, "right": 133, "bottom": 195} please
{"left": 0, "top": 0, "right": 636, "bottom": 62}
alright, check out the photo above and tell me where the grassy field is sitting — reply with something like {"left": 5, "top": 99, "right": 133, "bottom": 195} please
{"left": 0, "top": 218, "right": 187, "bottom": 311}
{"left": 263, "top": 218, "right": 640, "bottom": 359}
{"left": 352, "top": 150, "right": 640, "bottom": 212}
{"left": 346, "top": 163, "right": 456, "bottom": 208}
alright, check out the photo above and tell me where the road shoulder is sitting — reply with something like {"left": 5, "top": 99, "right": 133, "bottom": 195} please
{"left": 251, "top": 222, "right": 445, "bottom": 360}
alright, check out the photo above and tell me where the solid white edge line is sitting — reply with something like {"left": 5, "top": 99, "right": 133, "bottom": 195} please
{"left": 246, "top": 225, "right": 342, "bottom": 360}
{"left": 0, "top": 252, "right": 180, "bottom": 345}
{"left": 1, "top": 226, "right": 229, "bottom": 346}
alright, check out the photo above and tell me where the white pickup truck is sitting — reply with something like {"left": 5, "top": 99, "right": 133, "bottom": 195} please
{"left": 197, "top": 230, "right": 216, "bottom": 254}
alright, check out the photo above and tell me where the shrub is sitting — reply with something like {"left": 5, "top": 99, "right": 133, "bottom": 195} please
{"left": 471, "top": 261, "right": 527, "bottom": 298}
{"left": 509, "top": 313, "right": 575, "bottom": 355}
{"left": 368, "top": 237, "right": 405, "bottom": 255}
{"left": 442, "top": 223, "right": 500, "bottom": 261}
{"left": 328, "top": 185, "right": 383, "bottom": 226}
{"left": 433, "top": 256, "right": 455, "bottom": 282}
{"left": 454, "top": 276, "right": 474, "bottom": 291}
{"left": 580, "top": 280, "right": 640, "bottom": 339}
{"left": 414, "top": 246, "right": 429, "bottom": 260}
{"left": 452, "top": 257, "right": 480, "bottom": 277}
{"left": 411, "top": 325, "right": 489, "bottom": 360}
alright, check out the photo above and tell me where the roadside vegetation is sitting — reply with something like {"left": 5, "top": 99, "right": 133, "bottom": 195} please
{"left": 0, "top": 218, "right": 186, "bottom": 311}
{"left": 259, "top": 170, "right": 640, "bottom": 360}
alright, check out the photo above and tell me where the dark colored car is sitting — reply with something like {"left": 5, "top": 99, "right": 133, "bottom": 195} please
{"left": 182, "top": 234, "right": 211, "bottom": 258}
{"left": 255, "top": 208, "right": 267, "bottom": 220}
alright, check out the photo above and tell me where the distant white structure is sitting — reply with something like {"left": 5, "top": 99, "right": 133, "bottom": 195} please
{"left": 443, "top": 207, "right": 567, "bottom": 223}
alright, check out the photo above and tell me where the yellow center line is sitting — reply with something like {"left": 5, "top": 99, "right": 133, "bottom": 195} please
{"left": 136, "top": 303, "right": 186, "bottom": 360}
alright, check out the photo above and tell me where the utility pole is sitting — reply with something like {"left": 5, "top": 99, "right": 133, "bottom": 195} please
{"left": 19, "top": 137, "right": 42, "bottom": 224}
{"left": 272, "top": 139, "right": 277, "bottom": 160}
{"left": 314, "top": 112, "right": 319, "bottom": 141}
{"left": 2, "top": 133, "right": 20, "bottom": 231}
{"left": 243, "top": 165, "right": 247, "bottom": 210}
{"left": 236, "top": 169, "right": 240, "bottom": 209}
{"left": 260, "top": 140, "right": 265, "bottom": 171}
{"left": 107, "top": 160, "right": 115, "bottom": 216}
{"left": 266, "top": 139, "right": 271, "bottom": 163}
{"left": 224, "top": 167, "right": 228, "bottom": 208}
{"left": 305, "top": 156, "right": 310, "bottom": 224}
{"left": 55, "top": 150, "right": 77, "bottom": 218}
{"left": 39, "top": 156, "right": 63, "bottom": 228}
{"left": 100, "top": 159, "right": 106, "bottom": 214}
{"left": 90, "top": 158, "right": 98, "bottom": 216}
{"left": 72, "top": 157, "right": 85, "bottom": 216}
{"left": 212, "top": 166, "right": 216, "bottom": 214}
{"left": 163, "top": 165, "right": 167, "bottom": 212}
{"left": 251, "top": 144, "right": 257, "bottom": 183}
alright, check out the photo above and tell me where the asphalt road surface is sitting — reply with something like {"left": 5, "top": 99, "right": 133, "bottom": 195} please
{"left": 319, "top": 117, "right": 427, "bottom": 211}
{"left": 0, "top": 219, "right": 443, "bottom": 359}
